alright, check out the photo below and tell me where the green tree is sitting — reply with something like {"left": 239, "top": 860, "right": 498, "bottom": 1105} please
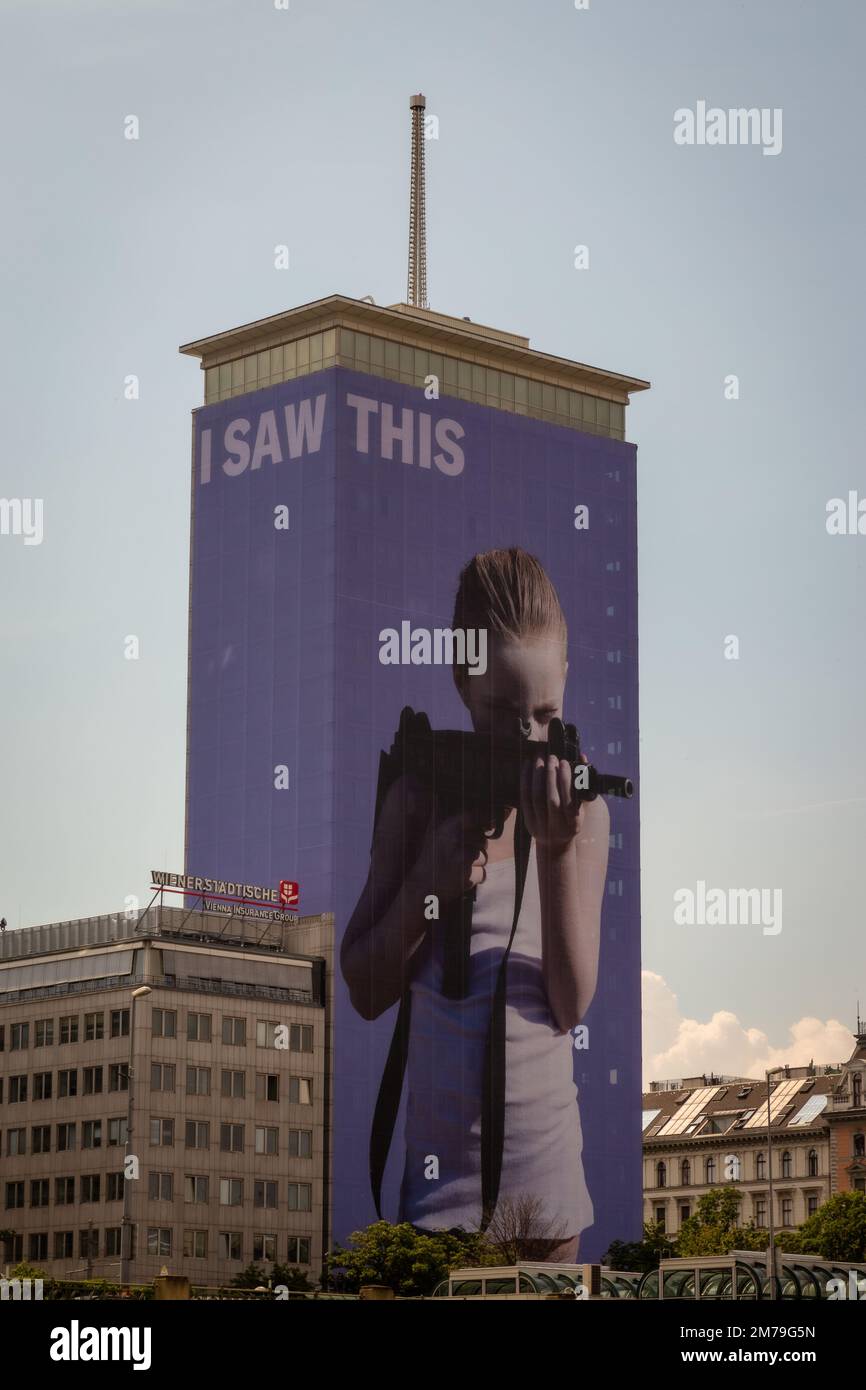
{"left": 230, "top": 1261, "right": 267, "bottom": 1288}
{"left": 780, "top": 1191, "right": 866, "bottom": 1261}
{"left": 676, "top": 1187, "right": 764, "bottom": 1256}
{"left": 328, "top": 1221, "right": 492, "bottom": 1297}
{"left": 604, "top": 1221, "right": 675, "bottom": 1273}
{"left": 7, "top": 1261, "right": 46, "bottom": 1280}
{"left": 271, "top": 1262, "right": 313, "bottom": 1291}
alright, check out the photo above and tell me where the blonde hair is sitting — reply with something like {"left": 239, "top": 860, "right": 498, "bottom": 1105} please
{"left": 451, "top": 547, "right": 567, "bottom": 685}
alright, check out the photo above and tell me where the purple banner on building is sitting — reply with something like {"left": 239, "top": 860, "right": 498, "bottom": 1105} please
{"left": 186, "top": 366, "right": 641, "bottom": 1261}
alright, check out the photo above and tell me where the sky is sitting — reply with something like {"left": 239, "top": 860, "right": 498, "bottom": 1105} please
{"left": 1, "top": 0, "right": 863, "bottom": 1083}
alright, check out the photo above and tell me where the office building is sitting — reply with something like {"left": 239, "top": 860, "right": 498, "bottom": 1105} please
{"left": 0, "top": 902, "right": 332, "bottom": 1285}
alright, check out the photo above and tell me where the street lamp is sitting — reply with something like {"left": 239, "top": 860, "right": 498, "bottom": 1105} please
{"left": 765, "top": 1064, "right": 788, "bottom": 1299}
{"left": 120, "top": 985, "right": 152, "bottom": 1287}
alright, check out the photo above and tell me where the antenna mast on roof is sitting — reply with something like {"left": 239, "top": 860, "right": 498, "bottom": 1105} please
{"left": 407, "top": 93, "right": 428, "bottom": 309}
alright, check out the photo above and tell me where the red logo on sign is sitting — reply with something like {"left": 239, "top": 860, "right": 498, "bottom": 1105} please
{"left": 279, "top": 880, "right": 299, "bottom": 908}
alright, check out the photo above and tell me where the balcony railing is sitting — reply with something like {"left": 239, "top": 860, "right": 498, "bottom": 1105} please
{"left": 0, "top": 973, "right": 318, "bottom": 1007}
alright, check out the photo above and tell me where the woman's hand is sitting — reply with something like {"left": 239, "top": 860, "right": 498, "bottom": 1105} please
{"left": 408, "top": 809, "right": 489, "bottom": 904}
{"left": 521, "top": 750, "right": 588, "bottom": 849}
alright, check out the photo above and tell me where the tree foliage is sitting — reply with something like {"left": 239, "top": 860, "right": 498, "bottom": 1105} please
{"left": 604, "top": 1221, "right": 675, "bottom": 1272}
{"left": 328, "top": 1221, "right": 493, "bottom": 1297}
{"left": 675, "top": 1187, "right": 765, "bottom": 1256}
{"left": 778, "top": 1191, "right": 866, "bottom": 1261}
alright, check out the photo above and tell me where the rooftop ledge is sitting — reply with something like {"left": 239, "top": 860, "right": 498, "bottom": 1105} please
{"left": 179, "top": 293, "right": 650, "bottom": 400}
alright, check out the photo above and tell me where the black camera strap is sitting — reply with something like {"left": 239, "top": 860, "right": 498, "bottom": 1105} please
{"left": 370, "top": 806, "right": 532, "bottom": 1233}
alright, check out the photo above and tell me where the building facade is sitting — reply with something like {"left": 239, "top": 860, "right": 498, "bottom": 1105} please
{"left": 826, "top": 1031, "right": 866, "bottom": 1196}
{"left": 642, "top": 1066, "right": 841, "bottom": 1238}
{"left": 180, "top": 293, "right": 648, "bottom": 1258}
{"left": 0, "top": 902, "right": 332, "bottom": 1286}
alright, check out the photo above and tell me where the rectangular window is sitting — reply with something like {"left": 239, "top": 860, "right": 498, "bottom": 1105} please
{"left": 107, "top": 1117, "right": 127, "bottom": 1147}
{"left": 186, "top": 1066, "right": 211, "bottom": 1096}
{"left": 254, "top": 1180, "right": 278, "bottom": 1209}
{"left": 33, "top": 1071, "right": 52, "bottom": 1100}
{"left": 9, "top": 1075, "right": 27, "bottom": 1102}
{"left": 5, "top": 1182, "right": 24, "bottom": 1209}
{"left": 151, "top": 1063, "right": 176, "bottom": 1092}
{"left": 56, "top": 1122, "right": 76, "bottom": 1152}
{"left": 185, "top": 1121, "right": 210, "bottom": 1150}
{"left": 255, "top": 1126, "right": 279, "bottom": 1156}
{"left": 81, "top": 1174, "right": 101, "bottom": 1203}
{"left": 58, "top": 1069, "right": 78, "bottom": 1098}
{"left": 54, "top": 1231, "right": 74, "bottom": 1259}
{"left": 183, "top": 1230, "right": 208, "bottom": 1258}
{"left": 55, "top": 1176, "right": 75, "bottom": 1205}
{"left": 256, "top": 1020, "right": 280, "bottom": 1048}
{"left": 222, "top": 1017, "right": 245, "bottom": 1046}
{"left": 253, "top": 1233, "right": 277, "bottom": 1262}
{"left": 781, "top": 1198, "right": 793, "bottom": 1227}
{"left": 106, "top": 1172, "right": 124, "bottom": 1201}
{"left": 220, "top": 1123, "right": 244, "bottom": 1154}
{"left": 83, "top": 1066, "right": 103, "bottom": 1095}
{"left": 256, "top": 1073, "right": 279, "bottom": 1103}
{"left": 109, "top": 1063, "right": 129, "bottom": 1092}
{"left": 219, "top": 1232, "right": 242, "bottom": 1261}
{"left": 184, "top": 1175, "right": 209, "bottom": 1203}
{"left": 187, "top": 1012, "right": 211, "bottom": 1043}
{"left": 755, "top": 1200, "right": 767, "bottom": 1227}
{"left": 10, "top": 1022, "right": 29, "bottom": 1050}
{"left": 7, "top": 1128, "right": 26, "bottom": 1156}
{"left": 147, "top": 1228, "right": 172, "bottom": 1257}
{"left": 31, "top": 1125, "right": 51, "bottom": 1154}
{"left": 219, "top": 1178, "right": 243, "bottom": 1206}
{"left": 110, "top": 1009, "right": 130, "bottom": 1038}
{"left": 83, "top": 1120, "right": 102, "bottom": 1149}
{"left": 29, "top": 1233, "right": 48, "bottom": 1261}
{"left": 59, "top": 1015, "right": 79, "bottom": 1044}
{"left": 152, "top": 1008, "right": 177, "bottom": 1039}
{"left": 30, "top": 1178, "right": 49, "bottom": 1208}
{"left": 84, "top": 1012, "right": 104, "bottom": 1042}
{"left": 35, "top": 1018, "right": 54, "bottom": 1047}
{"left": 221, "top": 1069, "right": 245, "bottom": 1099}
{"left": 148, "top": 1171, "right": 173, "bottom": 1201}
{"left": 150, "top": 1118, "right": 174, "bottom": 1147}
{"left": 287, "top": 1237, "right": 311, "bottom": 1265}
{"left": 287, "top": 1183, "right": 312, "bottom": 1212}
{"left": 104, "top": 1228, "right": 123, "bottom": 1257}
{"left": 287, "top": 1129, "right": 312, "bottom": 1159}
{"left": 289, "top": 1024, "right": 314, "bottom": 1053}
{"left": 287, "top": 1077, "right": 312, "bottom": 1105}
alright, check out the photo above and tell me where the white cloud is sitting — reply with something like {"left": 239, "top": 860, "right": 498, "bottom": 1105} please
{"left": 642, "top": 970, "right": 854, "bottom": 1087}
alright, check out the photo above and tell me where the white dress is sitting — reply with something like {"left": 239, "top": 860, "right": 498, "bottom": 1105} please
{"left": 399, "top": 842, "right": 593, "bottom": 1237}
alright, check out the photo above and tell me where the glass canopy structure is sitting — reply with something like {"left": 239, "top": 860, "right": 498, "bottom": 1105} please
{"left": 637, "top": 1252, "right": 866, "bottom": 1300}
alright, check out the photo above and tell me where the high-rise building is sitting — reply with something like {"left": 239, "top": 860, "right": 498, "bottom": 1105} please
{"left": 0, "top": 905, "right": 332, "bottom": 1285}
{"left": 180, "top": 293, "right": 648, "bottom": 1259}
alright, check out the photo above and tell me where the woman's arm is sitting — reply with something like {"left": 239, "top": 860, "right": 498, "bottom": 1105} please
{"left": 523, "top": 753, "right": 610, "bottom": 1033}
{"left": 340, "top": 774, "right": 487, "bottom": 1020}
{"left": 340, "top": 773, "right": 431, "bottom": 1020}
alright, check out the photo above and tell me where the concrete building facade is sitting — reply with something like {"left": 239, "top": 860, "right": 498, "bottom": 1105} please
{"left": 0, "top": 901, "right": 332, "bottom": 1287}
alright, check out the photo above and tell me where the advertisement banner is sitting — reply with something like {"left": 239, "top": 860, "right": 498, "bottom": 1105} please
{"left": 187, "top": 364, "right": 640, "bottom": 1260}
